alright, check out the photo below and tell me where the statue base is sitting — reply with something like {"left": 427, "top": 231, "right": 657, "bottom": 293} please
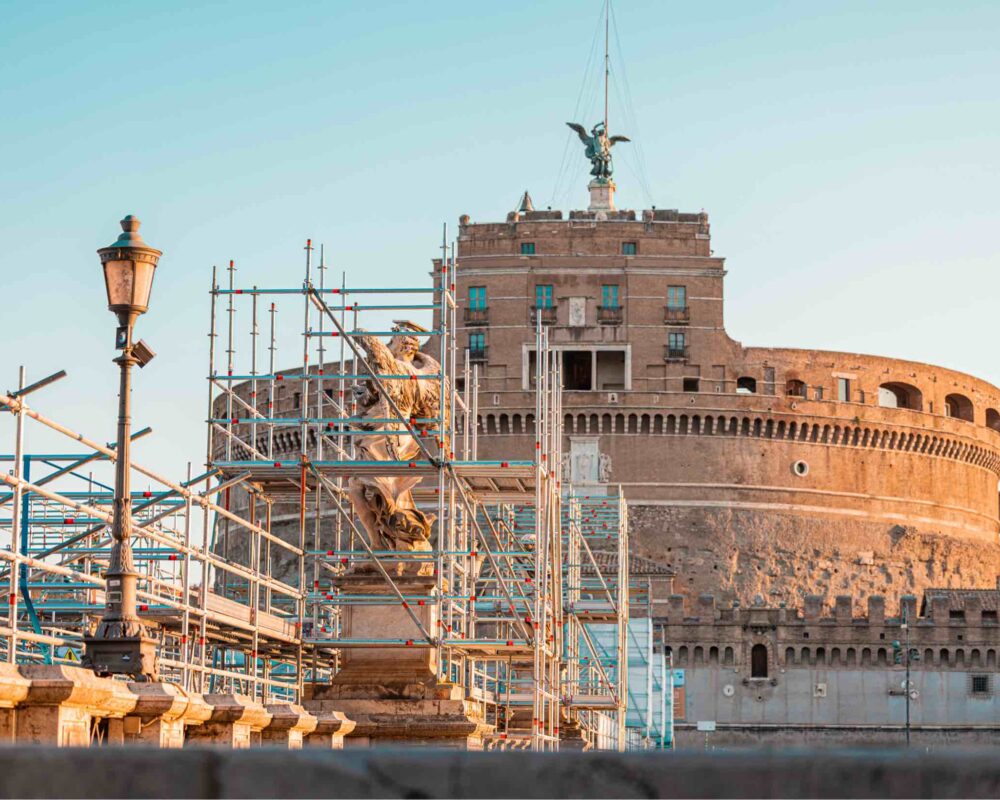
{"left": 307, "top": 573, "right": 492, "bottom": 749}
{"left": 588, "top": 178, "right": 616, "bottom": 213}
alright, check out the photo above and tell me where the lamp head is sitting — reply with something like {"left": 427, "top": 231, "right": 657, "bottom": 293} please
{"left": 97, "top": 215, "right": 162, "bottom": 327}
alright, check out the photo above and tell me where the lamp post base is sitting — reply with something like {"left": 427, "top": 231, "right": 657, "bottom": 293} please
{"left": 83, "top": 633, "right": 159, "bottom": 681}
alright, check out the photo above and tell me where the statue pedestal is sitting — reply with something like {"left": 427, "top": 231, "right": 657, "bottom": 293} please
{"left": 588, "top": 178, "right": 616, "bottom": 213}
{"left": 307, "top": 573, "right": 492, "bottom": 749}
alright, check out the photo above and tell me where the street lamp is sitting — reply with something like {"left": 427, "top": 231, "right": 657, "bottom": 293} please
{"left": 83, "top": 215, "right": 161, "bottom": 680}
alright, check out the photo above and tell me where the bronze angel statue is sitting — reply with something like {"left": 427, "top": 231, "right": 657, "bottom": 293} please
{"left": 347, "top": 321, "right": 445, "bottom": 573}
{"left": 566, "top": 121, "right": 630, "bottom": 181}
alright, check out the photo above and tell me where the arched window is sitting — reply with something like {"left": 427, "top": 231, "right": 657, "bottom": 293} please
{"left": 751, "top": 644, "right": 768, "bottom": 678}
{"left": 786, "top": 379, "right": 806, "bottom": 398}
{"left": 945, "top": 393, "right": 974, "bottom": 422}
{"left": 987, "top": 409, "right": 1000, "bottom": 433}
{"left": 878, "top": 382, "right": 923, "bottom": 411}
{"left": 737, "top": 377, "right": 757, "bottom": 394}
{"left": 723, "top": 646, "right": 735, "bottom": 666}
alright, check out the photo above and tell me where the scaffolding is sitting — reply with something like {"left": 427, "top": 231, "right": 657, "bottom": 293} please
{"left": 0, "top": 369, "right": 303, "bottom": 700}
{"left": 0, "top": 230, "right": 634, "bottom": 751}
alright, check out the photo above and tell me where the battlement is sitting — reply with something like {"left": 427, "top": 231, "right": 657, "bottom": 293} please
{"left": 662, "top": 590, "right": 1000, "bottom": 629}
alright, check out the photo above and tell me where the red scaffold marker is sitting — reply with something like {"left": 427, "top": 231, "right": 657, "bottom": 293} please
{"left": 418, "top": 599, "right": 425, "bottom": 606}
{"left": 64, "top": 517, "right": 75, "bottom": 525}
{"left": 273, "top": 462, "right": 282, "bottom": 468}
{"left": 341, "top": 557, "right": 349, "bottom": 565}
{"left": 405, "top": 639, "right": 414, "bottom": 646}
{"left": 276, "top": 374, "right": 284, "bottom": 381}
{"left": 506, "top": 640, "right": 513, "bottom": 647}
{"left": 139, "top": 604, "right": 149, "bottom": 612}
{"left": 408, "top": 462, "right": 417, "bottom": 468}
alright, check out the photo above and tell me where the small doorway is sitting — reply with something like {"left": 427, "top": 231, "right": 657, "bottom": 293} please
{"left": 751, "top": 644, "right": 768, "bottom": 678}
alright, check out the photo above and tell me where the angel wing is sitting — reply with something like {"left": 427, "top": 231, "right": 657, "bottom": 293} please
{"left": 566, "top": 122, "right": 589, "bottom": 143}
{"left": 608, "top": 135, "right": 631, "bottom": 147}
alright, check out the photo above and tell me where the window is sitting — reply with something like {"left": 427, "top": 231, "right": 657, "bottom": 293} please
{"left": 815, "top": 386, "right": 824, "bottom": 400}
{"left": 469, "top": 286, "right": 486, "bottom": 310}
{"left": 837, "top": 378, "right": 850, "bottom": 403}
{"left": 736, "top": 377, "right": 757, "bottom": 394}
{"left": 950, "top": 610, "right": 965, "bottom": 621}
{"left": 520, "top": 242, "right": 535, "bottom": 255}
{"left": 683, "top": 377, "right": 699, "bottom": 393}
{"left": 293, "top": 392, "right": 301, "bottom": 409}
{"left": 945, "top": 393, "right": 974, "bottom": 422}
{"left": 971, "top": 674, "right": 991, "bottom": 695}
{"left": 751, "top": 644, "right": 768, "bottom": 678}
{"left": 469, "top": 332, "right": 485, "bottom": 353}
{"left": 601, "top": 284, "right": 619, "bottom": 309}
{"left": 984, "top": 610, "right": 998, "bottom": 624}
{"left": 668, "top": 332, "right": 686, "bottom": 359}
{"left": 622, "top": 241, "right": 637, "bottom": 255}
{"left": 786, "top": 379, "right": 806, "bottom": 398}
{"left": 535, "top": 284, "right": 553, "bottom": 309}
{"left": 667, "top": 286, "right": 687, "bottom": 310}
{"left": 878, "top": 382, "right": 922, "bottom": 410}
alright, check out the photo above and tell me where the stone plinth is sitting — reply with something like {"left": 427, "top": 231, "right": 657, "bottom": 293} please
{"left": 16, "top": 665, "right": 137, "bottom": 746}
{"left": 186, "top": 694, "right": 271, "bottom": 749}
{"left": 262, "top": 703, "right": 317, "bottom": 749}
{"left": 588, "top": 178, "right": 615, "bottom": 212}
{"left": 126, "top": 683, "right": 213, "bottom": 748}
{"left": 558, "top": 718, "right": 592, "bottom": 751}
{"left": 332, "top": 574, "right": 440, "bottom": 698}
{"left": 304, "top": 710, "right": 355, "bottom": 749}
{"left": 307, "top": 695, "right": 492, "bottom": 750}
{"left": 0, "top": 664, "right": 31, "bottom": 743}
{"left": 309, "top": 573, "right": 493, "bottom": 749}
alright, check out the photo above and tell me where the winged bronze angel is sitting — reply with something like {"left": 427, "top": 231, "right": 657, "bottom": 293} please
{"left": 566, "top": 121, "right": 630, "bottom": 181}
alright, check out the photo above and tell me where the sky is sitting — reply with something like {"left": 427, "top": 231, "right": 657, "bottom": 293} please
{"left": 1, "top": 0, "right": 999, "bottom": 481}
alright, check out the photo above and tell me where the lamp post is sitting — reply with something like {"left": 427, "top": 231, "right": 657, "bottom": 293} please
{"left": 83, "top": 215, "right": 161, "bottom": 680}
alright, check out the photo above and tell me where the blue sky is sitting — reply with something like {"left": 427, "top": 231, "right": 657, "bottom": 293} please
{"left": 2, "top": 0, "right": 998, "bottom": 477}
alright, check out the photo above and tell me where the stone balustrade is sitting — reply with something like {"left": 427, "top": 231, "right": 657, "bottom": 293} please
{"left": 0, "top": 665, "right": 355, "bottom": 749}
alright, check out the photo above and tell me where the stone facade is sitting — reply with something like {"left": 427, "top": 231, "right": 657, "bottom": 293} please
{"left": 661, "top": 589, "right": 1000, "bottom": 747}
{"left": 436, "top": 201, "right": 1000, "bottom": 605}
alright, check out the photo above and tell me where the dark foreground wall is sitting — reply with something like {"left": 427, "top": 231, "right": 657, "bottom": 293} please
{"left": 2, "top": 747, "right": 1000, "bottom": 799}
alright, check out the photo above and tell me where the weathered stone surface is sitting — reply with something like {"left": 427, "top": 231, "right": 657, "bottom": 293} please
{"left": 303, "top": 709, "right": 355, "bottom": 749}
{"left": 14, "top": 665, "right": 137, "bottom": 746}
{"left": 2, "top": 747, "right": 1000, "bottom": 798}
{"left": 262, "top": 703, "right": 317, "bottom": 749}
{"left": 185, "top": 693, "right": 271, "bottom": 749}
{"left": 125, "top": 682, "right": 213, "bottom": 748}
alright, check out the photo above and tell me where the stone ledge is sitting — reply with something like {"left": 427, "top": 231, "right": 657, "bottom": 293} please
{"left": 1, "top": 747, "right": 1000, "bottom": 798}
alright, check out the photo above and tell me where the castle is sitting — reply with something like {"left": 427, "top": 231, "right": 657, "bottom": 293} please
{"left": 438, "top": 185, "right": 1000, "bottom": 607}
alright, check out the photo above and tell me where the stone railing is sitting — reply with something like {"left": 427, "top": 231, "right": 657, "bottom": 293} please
{"left": 0, "top": 665, "right": 354, "bottom": 749}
